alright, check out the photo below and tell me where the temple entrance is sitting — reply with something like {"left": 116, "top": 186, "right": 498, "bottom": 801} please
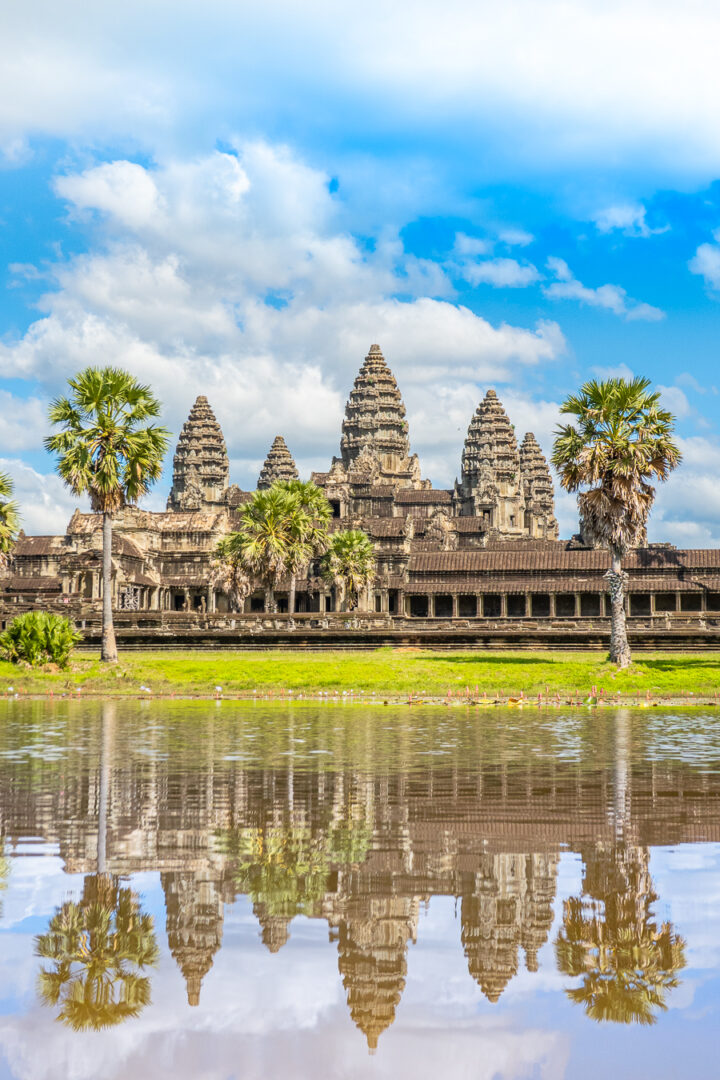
{"left": 409, "top": 596, "right": 429, "bottom": 617}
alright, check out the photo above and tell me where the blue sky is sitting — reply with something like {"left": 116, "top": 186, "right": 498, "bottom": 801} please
{"left": 2, "top": 0, "right": 720, "bottom": 541}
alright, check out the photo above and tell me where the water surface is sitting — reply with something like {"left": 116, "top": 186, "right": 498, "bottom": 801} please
{"left": 0, "top": 700, "right": 718, "bottom": 1079}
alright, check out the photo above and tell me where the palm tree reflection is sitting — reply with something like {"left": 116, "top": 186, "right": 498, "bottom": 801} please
{"left": 35, "top": 873, "right": 159, "bottom": 1031}
{"left": 226, "top": 817, "right": 371, "bottom": 919}
{"left": 556, "top": 842, "right": 685, "bottom": 1024}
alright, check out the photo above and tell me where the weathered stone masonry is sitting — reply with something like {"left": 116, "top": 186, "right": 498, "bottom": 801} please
{"left": 3, "top": 343, "right": 720, "bottom": 636}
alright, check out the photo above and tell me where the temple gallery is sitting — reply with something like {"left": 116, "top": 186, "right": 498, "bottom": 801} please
{"left": 4, "top": 345, "right": 720, "bottom": 631}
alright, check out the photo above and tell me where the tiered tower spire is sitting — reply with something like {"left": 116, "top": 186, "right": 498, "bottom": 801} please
{"left": 458, "top": 389, "right": 524, "bottom": 534}
{"left": 167, "top": 396, "right": 229, "bottom": 511}
{"left": 336, "top": 345, "right": 423, "bottom": 486}
{"left": 257, "top": 435, "right": 299, "bottom": 489}
{"left": 334, "top": 895, "right": 419, "bottom": 1051}
{"left": 162, "top": 871, "right": 225, "bottom": 1007}
{"left": 519, "top": 433, "right": 559, "bottom": 540}
{"left": 460, "top": 853, "right": 558, "bottom": 1001}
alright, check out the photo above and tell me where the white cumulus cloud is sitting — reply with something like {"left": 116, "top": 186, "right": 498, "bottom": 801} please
{"left": 543, "top": 258, "right": 664, "bottom": 321}
{"left": 0, "top": 144, "right": 566, "bottom": 496}
{"left": 592, "top": 203, "right": 668, "bottom": 237}
{"left": 460, "top": 257, "right": 540, "bottom": 288}
{"left": 689, "top": 230, "right": 720, "bottom": 290}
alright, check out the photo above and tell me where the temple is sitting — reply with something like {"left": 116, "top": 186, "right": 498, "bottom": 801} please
{"left": 4, "top": 343, "right": 720, "bottom": 645}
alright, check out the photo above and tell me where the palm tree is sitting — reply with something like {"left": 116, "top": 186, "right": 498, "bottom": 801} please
{"left": 226, "top": 825, "right": 332, "bottom": 919}
{"left": 275, "top": 479, "right": 331, "bottom": 614}
{"left": 211, "top": 536, "right": 252, "bottom": 612}
{"left": 0, "top": 471, "right": 19, "bottom": 570}
{"left": 227, "top": 486, "right": 313, "bottom": 612}
{"left": 555, "top": 843, "right": 685, "bottom": 1025}
{"left": 45, "top": 367, "right": 170, "bottom": 662}
{"left": 551, "top": 377, "right": 680, "bottom": 667}
{"left": 320, "top": 529, "right": 375, "bottom": 611}
{"left": 35, "top": 875, "right": 159, "bottom": 1031}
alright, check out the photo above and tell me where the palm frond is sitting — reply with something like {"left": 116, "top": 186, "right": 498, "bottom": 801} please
{"left": 45, "top": 366, "right": 170, "bottom": 513}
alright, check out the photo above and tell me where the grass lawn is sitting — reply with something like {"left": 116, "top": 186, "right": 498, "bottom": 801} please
{"left": 0, "top": 648, "right": 719, "bottom": 701}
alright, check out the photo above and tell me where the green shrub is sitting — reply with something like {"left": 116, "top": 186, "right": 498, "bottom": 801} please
{"left": 0, "top": 611, "right": 82, "bottom": 668}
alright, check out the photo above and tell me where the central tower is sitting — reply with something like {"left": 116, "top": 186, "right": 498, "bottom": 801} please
{"left": 336, "top": 344, "right": 423, "bottom": 487}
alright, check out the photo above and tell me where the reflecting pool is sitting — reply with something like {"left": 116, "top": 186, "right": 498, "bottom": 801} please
{"left": 0, "top": 699, "right": 719, "bottom": 1078}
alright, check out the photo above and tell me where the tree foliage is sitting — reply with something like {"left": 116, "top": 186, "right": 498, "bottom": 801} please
{"left": 0, "top": 472, "right": 19, "bottom": 569}
{"left": 551, "top": 377, "right": 680, "bottom": 554}
{"left": 555, "top": 843, "right": 686, "bottom": 1025}
{"left": 274, "top": 479, "right": 332, "bottom": 552}
{"left": 274, "top": 479, "right": 332, "bottom": 611}
{"left": 217, "top": 483, "right": 330, "bottom": 611}
{"left": 211, "top": 536, "right": 252, "bottom": 612}
{"left": 551, "top": 377, "right": 680, "bottom": 666}
{"left": 35, "top": 874, "right": 159, "bottom": 1031}
{"left": 45, "top": 366, "right": 170, "bottom": 662}
{"left": 221, "top": 818, "right": 371, "bottom": 920}
{"left": 0, "top": 611, "right": 82, "bottom": 668}
{"left": 44, "top": 367, "right": 170, "bottom": 513}
{"left": 320, "top": 529, "right": 375, "bottom": 611}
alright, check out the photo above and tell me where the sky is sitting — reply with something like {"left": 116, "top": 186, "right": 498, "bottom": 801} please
{"left": 2, "top": 0, "right": 720, "bottom": 540}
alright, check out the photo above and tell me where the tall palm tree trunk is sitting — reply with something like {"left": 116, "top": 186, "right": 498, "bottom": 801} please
{"left": 97, "top": 701, "right": 115, "bottom": 876}
{"left": 607, "top": 548, "right": 631, "bottom": 668}
{"left": 265, "top": 584, "right": 276, "bottom": 613}
{"left": 101, "top": 512, "right": 118, "bottom": 663}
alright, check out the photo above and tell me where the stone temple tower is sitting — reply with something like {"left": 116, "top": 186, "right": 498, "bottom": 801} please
{"left": 167, "top": 396, "right": 229, "bottom": 511}
{"left": 257, "top": 435, "right": 299, "bottom": 489}
{"left": 458, "top": 389, "right": 525, "bottom": 534}
{"left": 519, "top": 432, "right": 559, "bottom": 540}
{"left": 335, "top": 345, "right": 424, "bottom": 487}
{"left": 162, "top": 871, "right": 225, "bottom": 1007}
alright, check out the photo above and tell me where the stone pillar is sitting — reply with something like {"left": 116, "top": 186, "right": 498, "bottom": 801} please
{"left": 207, "top": 584, "right": 215, "bottom": 613}
{"left": 650, "top": 593, "right": 656, "bottom": 615}
{"left": 452, "top": 595, "right": 458, "bottom": 617}
{"left": 675, "top": 592, "right": 681, "bottom": 612}
{"left": 574, "top": 592, "right": 581, "bottom": 617}
{"left": 500, "top": 594, "right": 507, "bottom": 617}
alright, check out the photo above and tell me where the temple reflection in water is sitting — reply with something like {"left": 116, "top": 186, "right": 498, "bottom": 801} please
{"left": 0, "top": 702, "right": 709, "bottom": 1047}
